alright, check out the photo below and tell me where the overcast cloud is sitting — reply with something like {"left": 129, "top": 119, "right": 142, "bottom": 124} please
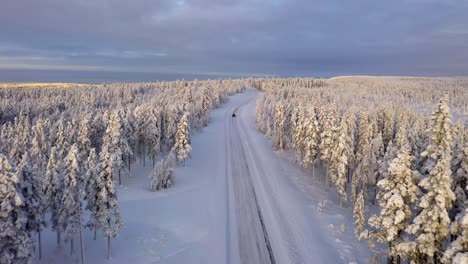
{"left": 1, "top": 0, "right": 467, "bottom": 79}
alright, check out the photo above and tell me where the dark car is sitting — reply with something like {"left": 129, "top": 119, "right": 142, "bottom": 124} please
{"left": 232, "top": 113, "right": 236, "bottom": 117}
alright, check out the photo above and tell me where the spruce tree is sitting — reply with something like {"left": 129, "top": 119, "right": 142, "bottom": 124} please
{"left": 443, "top": 207, "right": 467, "bottom": 264}
{"left": 96, "top": 145, "right": 124, "bottom": 259}
{"left": 274, "top": 102, "right": 286, "bottom": 150}
{"left": 354, "top": 190, "right": 366, "bottom": 238}
{"left": 362, "top": 127, "right": 420, "bottom": 263}
{"left": 330, "top": 117, "right": 351, "bottom": 206}
{"left": 174, "top": 112, "right": 192, "bottom": 165}
{"left": 17, "top": 153, "right": 47, "bottom": 259}
{"left": 0, "top": 154, "right": 33, "bottom": 264}
{"left": 84, "top": 148, "right": 99, "bottom": 239}
{"left": 399, "top": 96, "right": 455, "bottom": 263}
{"left": 57, "top": 144, "right": 83, "bottom": 254}
{"left": 44, "top": 147, "right": 64, "bottom": 246}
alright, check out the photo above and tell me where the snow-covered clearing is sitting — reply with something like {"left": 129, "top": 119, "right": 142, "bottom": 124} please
{"left": 39, "top": 89, "right": 370, "bottom": 263}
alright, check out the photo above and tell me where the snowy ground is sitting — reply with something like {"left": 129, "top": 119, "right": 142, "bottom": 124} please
{"left": 38, "top": 89, "right": 371, "bottom": 263}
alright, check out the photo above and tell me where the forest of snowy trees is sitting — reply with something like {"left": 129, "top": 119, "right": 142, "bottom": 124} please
{"left": 254, "top": 77, "right": 467, "bottom": 264}
{"left": 0, "top": 80, "right": 246, "bottom": 263}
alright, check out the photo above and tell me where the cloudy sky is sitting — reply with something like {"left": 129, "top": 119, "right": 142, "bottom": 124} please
{"left": 1, "top": 0, "right": 468, "bottom": 80}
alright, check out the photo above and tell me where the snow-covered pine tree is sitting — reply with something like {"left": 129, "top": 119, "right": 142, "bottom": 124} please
{"left": 123, "top": 107, "right": 137, "bottom": 170}
{"left": 213, "top": 85, "right": 221, "bottom": 107}
{"left": 150, "top": 159, "right": 165, "bottom": 191}
{"left": 95, "top": 145, "right": 124, "bottom": 259}
{"left": 147, "top": 108, "right": 162, "bottom": 165}
{"left": 292, "top": 106, "right": 305, "bottom": 163}
{"left": 164, "top": 106, "right": 180, "bottom": 150}
{"left": 103, "top": 111, "right": 132, "bottom": 185}
{"left": 354, "top": 190, "right": 366, "bottom": 238}
{"left": 303, "top": 107, "right": 320, "bottom": 183}
{"left": 44, "top": 146, "right": 64, "bottom": 246}
{"left": 84, "top": 148, "right": 100, "bottom": 239}
{"left": 378, "top": 140, "right": 398, "bottom": 182}
{"left": 361, "top": 126, "right": 420, "bottom": 263}
{"left": 356, "top": 112, "right": 373, "bottom": 164}
{"left": 57, "top": 144, "right": 83, "bottom": 255}
{"left": 319, "top": 106, "right": 337, "bottom": 191}
{"left": 78, "top": 114, "right": 92, "bottom": 160}
{"left": 330, "top": 117, "right": 351, "bottom": 206}
{"left": 174, "top": 112, "right": 192, "bottom": 165}
{"left": 184, "top": 86, "right": 193, "bottom": 112}
{"left": 55, "top": 118, "right": 69, "bottom": 159}
{"left": 442, "top": 207, "right": 467, "bottom": 264}
{"left": 164, "top": 148, "right": 176, "bottom": 187}
{"left": 382, "top": 107, "right": 396, "bottom": 150}
{"left": 201, "top": 88, "right": 212, "bottom": 126}
{"left": 398, "top": 95, "right": 455, "bottom": 263}
{"left": 344, "top": 110, "right": 357, "bottom": 180}
{"left": 31, "top": 119, "right": 48, "bottom": 173}
{"left": 17, "top": 153, "right": 47, "bottom": 259}
{"left": 450, "top": 125, "right": 467, "bottom": 221}
{"left": 274, "top": 102, "right": 286, "bottom": 150}
{"left": 0, "top": 154, "right": 33, "bottom": 264}
{"left": 9, "top": 128, "right": 28, "bottom": 165}
{"left": 354, "top": 133, "right": 384, "bottom": 204}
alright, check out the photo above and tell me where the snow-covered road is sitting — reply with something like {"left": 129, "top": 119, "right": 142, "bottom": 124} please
{"left": 39, "top": 89, "right": 370, "bottom": 264}
{"left": 231, "top": 92, "right": 344, "bottom": 263}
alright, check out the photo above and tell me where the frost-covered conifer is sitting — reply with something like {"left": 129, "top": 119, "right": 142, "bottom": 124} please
{"left": 0, "top": 154, "right": 33, "bottom": 264}
{"left": 354, "top": 190, "right": 366, "bottom": 238}
{"left": 330, "top": 117, "right": 351, "bottom": 205}
{"left": 31, "top": 120, "right": 48, "bottom": 172}
{"left": 95, "top": 145, "right": 124, "bottom": 259}
{"left": 303, "top": 108, "right": 320, "bottom": 171}
{"left": 150, "top": 159, "right": 165, "bottom": 191}
{"left": 362, "top": 127, "right": 419, "bottom": 262}
{"left": 17, "top": 153, "right": 46, "bottom": 257}
{"left": 57, "top": 144, "right": 83, "bottom": 254}
{"left": 292, "top": 106, "right": 306, "bottom": 162}
{"left": 274, "top": 102, "right": 286, "bottom": 150}
{"left": 174, "top": 112, "right": 192, "bottom": 164}
{"left": 103, "top": 111, "right": 132, "bottom": 185}
{"left": 319, "top": 106, "right": 337, "bottom": 164}
{"left": 44, "top": 147, "right": 64, "bottom": 244}
{"left": 352, "top": 133, "right": 383, "bottom": 204}
{"left": 78, "top": 115, "right": 92, "bottom": 159}
{"left": 399, "top": 96, "right": 455, "bottom": 263}
{"left": 147, "top": 108, "right": 162, "bottom": 164}
{"left": 443, "top": 207, "right": 467, "bottom": 264}
{"left": 357, "top": 112, "right": 373, "bottom": 164}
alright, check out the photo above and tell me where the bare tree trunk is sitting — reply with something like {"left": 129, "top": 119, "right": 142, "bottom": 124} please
{"left": 57, "top": 231, "right": 61, "bottom": 248}
{"left": 325, "top": 163, "right": 329, "bottom": 192}
{"left": 143, "top": 148, "right": 146, "bottom": 167}
{"left": 38, "top": 231, "right": 42, "bottom": 259}
{"left": 107, "top": 236, "right": 111, "bottom": 259}
{"left": 118, "top": 169, "right": 122, "bottom": 186}
{"left": 71, "top": 238, "right": 74, "bottom": 255}
{"left": 94, "top": 228, "right": 97, "bottom": 240}
{"left": 79, "top": 211, "right": 85, "bottom": 264}
{"left": 312, "top": 164, "right": 315, "bottom": 188}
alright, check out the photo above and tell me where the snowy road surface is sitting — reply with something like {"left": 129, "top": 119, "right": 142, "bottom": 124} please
{"left": 39, "top": 89, "right": 370, "bottom": 264}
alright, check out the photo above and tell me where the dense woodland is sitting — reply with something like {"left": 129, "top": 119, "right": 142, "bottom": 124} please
{"left": 0, "top": 80, "right": 246, "bottom": 263}
{"left": 1, "top": 77, "right": 467, "bottom": 264}
{"left": 254, "top": 77, "right": 467, "bottom": 264}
